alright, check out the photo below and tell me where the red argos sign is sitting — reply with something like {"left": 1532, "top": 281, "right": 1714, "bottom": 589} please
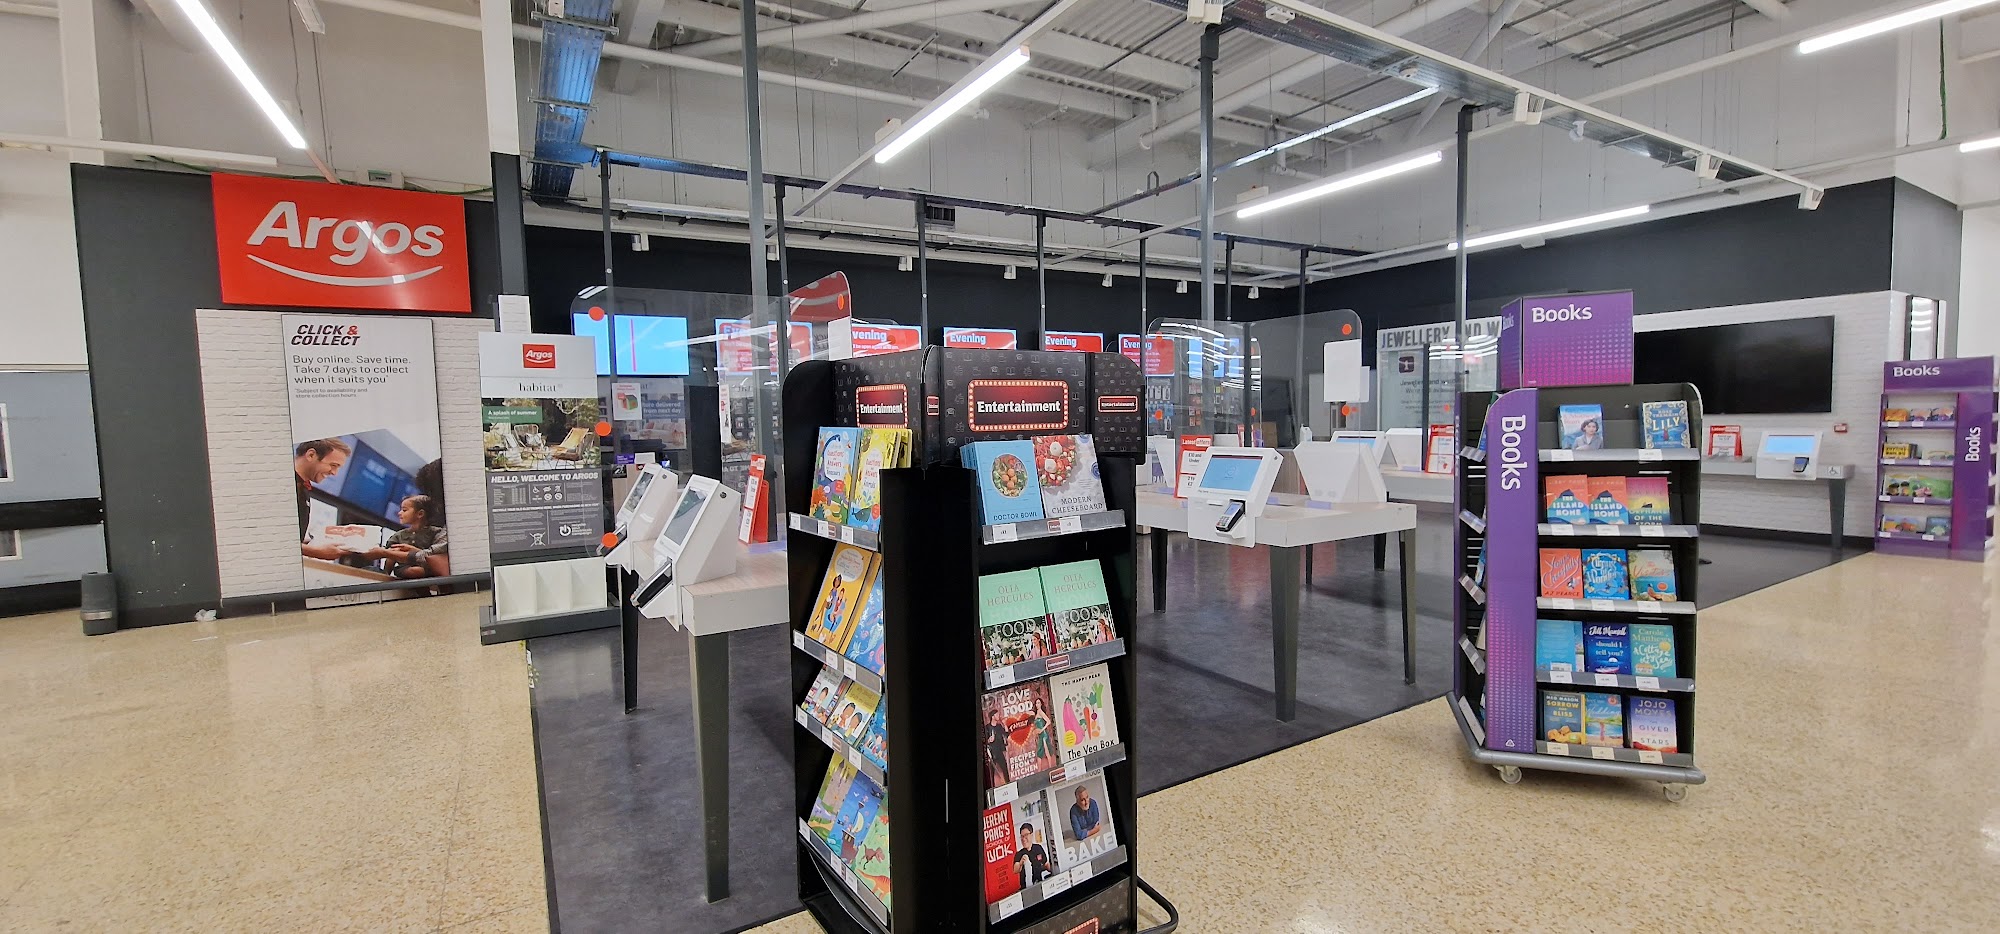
{"left": 211, "top": 173, "right": 473, "bottom": 313}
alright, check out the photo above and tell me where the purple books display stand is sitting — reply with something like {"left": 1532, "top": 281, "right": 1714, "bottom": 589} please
{"left": 1874, "top": 357, "right": 1997, "bottom": 562}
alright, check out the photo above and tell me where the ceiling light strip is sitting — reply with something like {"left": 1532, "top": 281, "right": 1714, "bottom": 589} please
{"left": 1449, "top": 205, "right": 1651, "bottom": 250}
{"left": 1225, "top": 87, "right": 1439, "bottom": 170}
{"left": 171, "top": 0, "right": 308, "bottom": 149}
{"left": 1235, "top": 150, "right": 1444, "bottom": 219}
{"left": 1798, "top": 0, "right": 2000, "bottom": 54}
{"left": 877, "top": 47, "right": 1030, "bottom": 163}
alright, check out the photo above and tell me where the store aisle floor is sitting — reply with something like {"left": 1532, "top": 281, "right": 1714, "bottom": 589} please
{"left": 755, "top": 550, "right": 2000, "bottom": 933}
{"left": 0, "top": 593, "right": 545, "bottom": 933}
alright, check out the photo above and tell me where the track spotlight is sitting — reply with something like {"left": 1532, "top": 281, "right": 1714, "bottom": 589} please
{"left": 898, "top": 256, "right": 914, "bottom": 272}
{"left": 1176, "top": 280, "right": 1189, "bottom": 294}
{"left": 1004, "top": 265, "right": 1017, "bottom": 280}
{"left": 631, "top": 233, "right": 650, "bottom": 252}
{"left": 1101, "top": 274, "right": 1113, "bottom": 287}
{"left": 1248, "top": 286, "right": 1260, "bottom": 299}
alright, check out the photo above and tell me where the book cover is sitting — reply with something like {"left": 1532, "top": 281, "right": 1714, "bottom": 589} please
{"left": 809, "top": 427, "right": 862, "bottom": 524}
{"left": 802, "top": 667, "right": 846, "bottom": 723}
{"left": 1040, "top": 560, "right": 1117, "bottom": 653}
{"left": 1006, "top": 787, "right": 1064, "bottom": 889}
{"left": 825, "top": 770, "right": 886, "bottom": 864}
{"left": 845, "top": 428, "right": 904, "bottom": 532}
{"left": 853, "top": 809, "right": 892, "bottom": 906}
{"left": 1586, "top": 476, "right": 1630, "bottom": 524}
{"left": 1046, "top": 772, "right": 1119, "bottom": 865}
{"left": 1584, "top": 622, "right": 1629, "bottom": 674}
{"left": 1628, "top": 696, "right": 1678, "bottom": 753}
{"left": 843, "top": 568, "right": 887, "bottom": 676}
{"left": 982, "top": 804, "right": 1023, "bottom": 903}
{"left": 963, "top": 440, "right": 1046, "bottom": 525}
{"left": 1881, "top": 441, "right": 1915, "bottom": 460}
{"left": 1625, "top": 477, "right": 1670, "bottom": 524}
{"left": 1880, "top": 514, "right": 1923, "bottom": 534}
{"left": 828, "top": 679, "right": 882, "bottom": 747}
{"left": 1049, "top": 663, "right": 1120, "bottom": 762}
{"left": 1036, "top": 434, "right": 1108, "bottom": 517}
{"left": 978, "top": 569, "right": 1052, "bottom": 669}
{"left": 1883, "top": 406, "right": 1911, "bottom": 422}
{"left": 1558, "top": 404, "right": 1605, "bottom": 450}
{"left": 1473, "top": 539, "right": 1488, "bottom": 587}
{"left": 1541, "top": 690, "right": 1584, "bottom": 745}
{"left": 1640, "top": 400, "right": 1691, "bottom": 449}
{"left": 804, "top": 544, "right": 877, "bottom": 651}
{"left": 1581, "top": 548, "right": 1631, "bottom": 600}
{"left": 982, "top": 682, "right": 1061, "bottom": 784}
{"left": 807, "top": 758, "right": 860, "bottom": 841}
{"left": 1706, "top": 424, "right": 1742, "bottom": 458}
{"left": 1539, "top": 548, "right": 1583, "bottom": 598}
{"left": 1882, "top": 472, "right": 1953, "bottom": 500}
{"left": 1534, "top": 619, "right": 1584, "bottom": 672}
{"left": 1925, "top": 515, "right": 1953, "bottom": 537}
{"left": 1544, "top": 475, "right": 1590, "bottom": 525}
{"left": 1582, "top": 692, "right": 1625, "bottom": 747}
{"left": 858, "top": 705, "right": 888, "bottom": 770}
{"left": 1628, "top": 623, "right": 1677, "bottom": 678}
{"left": 1627, "top": 549, "right": 1678, "bottom": 602}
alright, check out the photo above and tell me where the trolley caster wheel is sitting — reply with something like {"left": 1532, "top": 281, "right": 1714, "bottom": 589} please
{"left": 1662, "top": 783, "right": 1687, "bottom": 803}
{"left": 1496, "top": 765, "right": 1522, "bottom": 785}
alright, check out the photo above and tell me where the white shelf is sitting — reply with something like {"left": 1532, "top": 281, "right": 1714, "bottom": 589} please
{"left": 1536, "top": 740, "right": 1693, "bottom": 768}
{"left": 1540, "top": 523, "right": 1697, "bottom": 538}
{"left": 983, "top": 638, "right": 1126, "bottom": 690}
{"left": 1459, "top": 575, "right": 1486, "bottom": 604}
{"left": 792, "top": 630, "right": 884, "bottom": 695}
{"left": 1880, "top": 458, "right": 1954, "bottom": 467}
{"left": 799, "top": 818, "right": 891, "bottom": 927}
{"left": 1537, "top": 668, "right": 1693, "bottom": 693}
{"left": 1460, "top": 445, "right": 1485, "bottom": 463}
{"left": 1459, "top": 636, "right": 1485, "bottom": 675}
{"left": 982, "top": 509, "right": 1126, "bottom": 545}
{"left": 1537, "top": 596, "right": 1696, "bottom": 615}
{"left": 795, "top": 705, "right": 887, "bottom": 787}
{"left": 986, "top": 744, "right": 1127, "bottom": 808}
{"left": 1540, "top": 448, "right": 1700, "bottom": 463}
{"left": 988, "top": 846, "right": 1129, "bottom": 923}
{"left": 1459, "top": 510, "right": 1486, "bottom": 534}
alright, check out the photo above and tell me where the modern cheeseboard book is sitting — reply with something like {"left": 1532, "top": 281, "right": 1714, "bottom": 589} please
{"left": 1535, "top": 619, "right": 1584, "bottom": 672}
{"left": 1034, "top": 433, "right": 1108, "bottom": 517}
{"left": 1040, "top": 560, "right": 1117, "bottom": 653}
{"left": 982, "top": 682, "right": 1062, "bottom": 784}
{"left": 810, "top": 427, "right": 862, "bottom": 524}
{"left": 1545, "top": 475, "right": 1589, "bottom": 525}
{"left": 963, "top": 439, "right": 1047, "bottom": 525}
{"left": 1587, "top": 476, "right": 1630, "bottom": 525}
{"left": 1628, "top": 623, "right": 1678, "bottom": 678}
{"left": 978, "top": 569, "right": 1054, "bottom": 668}
{"left": 805, "top": 544, "right": 878, "bottom": 651}
{"left": 1641, "top": 400, "right": 1691, "bottom": 449}
{"left": 1049, "top": 663, "right": 1120, "bottom": 761}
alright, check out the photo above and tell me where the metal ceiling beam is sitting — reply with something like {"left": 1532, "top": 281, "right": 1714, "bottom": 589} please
{"left": 671, "top": 0, "right": 1034, "bottom": 57}
{"left": 1405, "top": 0, "right": 1526, "bottom": 141}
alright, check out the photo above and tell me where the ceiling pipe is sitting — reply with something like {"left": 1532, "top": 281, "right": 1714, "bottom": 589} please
{"left": 0, "top": 132, "right": 279, "bottom": 165}
{"left": 0, "top": 1, "right": 57, "bottom": 18}
{"left": 671, "top": 0, "right": 1034, "bottom": 58}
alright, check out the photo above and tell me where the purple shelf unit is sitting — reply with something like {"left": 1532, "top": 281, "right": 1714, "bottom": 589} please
{"left": 1875, "top": 358, "right": 1996, "bottom": 562}
{"left": 1480, "top": 389, "right": 1542, "bottom": 754}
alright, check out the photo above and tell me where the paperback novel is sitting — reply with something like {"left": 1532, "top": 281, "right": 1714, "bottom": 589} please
{"left": 1535, "top": 619, "right": 1584, "bottom": 672}
{"left": 807, "top": 758, "right": 861, "bottom": 841}
{"left": 1581, "top": 548, "right": 1631, "bottom": 600}
{"left": 1625, "top": 477, "right": 1671, "bottom": 524}
{"left": 830, "top": 679, "right": 882, "bottom": 747}
{"left": 1558, "top": 404, "right": 1605, "bottom": 451}
{"left": 1926, "top": 515, "right": 1954, "bottom": 537}
{"left": 1035, "top": 434, "right": 1108, "bottom": 517}
{"left": 1640, "top": 400, "right": 1691, "bottom": 449}
{"left": 843, "top": 570, "right": 887, "bottom": 676}
{"left": 1587, "top": 476, "right": 1630, "bottom": 525}
{"left": 1040, "top": 560, "right": 1117, "bottom": 653}
{"left": 825, "top": 770, "right": 886, "bottom": 864}
{"left": 1541, "top": 690, "right": 1584, "bottom": 744}
{"left": 982, "top": 804, "right": 1023, "bottom": 902}
{"left": 845, "top": 428, "right": 909, "bottom": 532}
{"left": 802, "top": 667, "right": 846, "bottom": 723}
{"left": 1049, "top": 663, "right": 1120, "bottom": 761}
{"left": 809, "top": 427, "right": 862, "bottom": 524}
{"left": 978, "top": 569, "right": 1053, "bottom": 669}
{"left": 1628, "top": 696, "right": 1679, "bottom": 753}
{"left": 1540, "top": 548, "right": 1584, "bottom": 599}
{"left": 1627, "top": 549, "right": 1679, "bottom": 602}
{"left": 963, "top": 440, "right": 1047, "bottom": 525}
{"left": 1584, "top": 622, "right": 1629, "bottom": 674}
{"left": 982, "top": 682, "right": 1062, "bottom": 784}
{"left": 852, "top": 809, "right": 892, "bottom": 906}
{"left": 805, "top": 544, "right": 877, "bottom": 651}
{"left": 1047, "top": 772, "right": 1120, "bottom": 864}
{"left": 1628, "top": 623, "right": 1678, "bottom": 678}
{"left": 1544, "top": 475, "right": 1590, "bottom": 525}
{"left": 1582, "top": 692, "right": 1625, "bottom": 748}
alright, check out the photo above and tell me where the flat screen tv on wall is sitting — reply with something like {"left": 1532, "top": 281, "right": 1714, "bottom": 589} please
{"left": 1633, "top": 316, "right": 1836, "bottom": 414}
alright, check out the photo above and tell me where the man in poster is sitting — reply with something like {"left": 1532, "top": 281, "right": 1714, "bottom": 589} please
{"left": 296, "top": 438, "right": 351, "bottom": 561}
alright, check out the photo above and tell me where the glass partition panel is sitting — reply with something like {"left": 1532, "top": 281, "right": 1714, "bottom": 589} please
{"left": 1142, "top": 319, "right": 1261, "bottom": 444}
{"left": 1244, "top": 308, "right": 1366, "bottom": 448}
{"left": 1374, "top": 316, "right": 1501, "bottom": 432}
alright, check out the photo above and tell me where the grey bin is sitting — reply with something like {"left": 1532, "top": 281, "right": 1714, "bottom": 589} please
{"left": 79, "top": 571, "right": 117, "bottom": 636}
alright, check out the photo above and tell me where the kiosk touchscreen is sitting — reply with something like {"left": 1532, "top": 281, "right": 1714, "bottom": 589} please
{"left": 1754, "top": 431, "right": 1823, "bottom": 480}
{"left": 1188, "top": 447, "right": 1283, "bottom": 545}
{"left": 607, "top": 464, "right": 678, "bottom": 566}
{"left": 635, "top": 475, "right": 744, "bottom": 615}
{"left": 1293, "top": 439, "right": 1388, "bottom": 504}
{"left": 1331, "top": 431, "right": 1390, "bottom": 466}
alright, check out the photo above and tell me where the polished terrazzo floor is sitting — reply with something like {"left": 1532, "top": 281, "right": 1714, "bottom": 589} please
{"left": 0, "top": 593, "right": 545, "bottom": 933}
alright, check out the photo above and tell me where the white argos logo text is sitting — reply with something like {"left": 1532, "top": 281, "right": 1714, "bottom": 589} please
{"left": 246, "top": 200, "right": 447, "bottom": 287}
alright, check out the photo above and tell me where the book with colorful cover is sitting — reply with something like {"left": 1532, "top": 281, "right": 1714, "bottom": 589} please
{"left": 809, "top": 427, "right": 862, "bottom": 524}
{"left": 963, "top": 440, "right": 1046, "bottom": 525}
{"left": 1881, "top": 441, "right": 1916, "bottom": 460}
{"left": 1541, "top": 690, "right": 1584, "bottom": 745}
{"left": 1582, "top": 692, "right": 1625, "bottom": 747}
{"left": 807, "top": 758, "right": 860, "bottom": 841}
{"left": 805, "top": 544, "right": 877, "bottom": 651}
{"left": 1006, "top": 785, "right": 1065, "bottom": 889}
{"left": 1640, "top": 400, "right": 1691, "bottom": 449}
{"left": 1883, "top": 406, "right": 1911, "bottom": 423}
{"left": 1628, "top": 696, "right": 1678, "bottom": 753}
{"left": 1587, "top": 476, "right": 1630, "bottom": 524}
{"left": 852, "top": 809, "right": 892, "bottom": 906}
{"left": 978, "top": 569, "right": 1052, "bottom": 669}
{"left": 1584, "top": 622, "right": 1629, "bottom": 674}
{"left": 1558, "top": 404, "right": 1605, "bottom": 450}
{"left": 1628, "top": 623, "right": 1677, "bottom": 678}
{"left": 1581, "top": 548, "right": 1631, "bottom": 600}
{"left": 983, "top": 682, "right": 1062, "bottom": 783}
{"left": 1625, "top": 477, "right": 1670, "bottom": 524}
{"left": 858, "top": 705, "right": 888, "bottom": 770}
{"left": 1046, "top": 771, "right": 1119, "bottom": 864}
{"left": 1049, "top": 663, "right": 1120, "bottom": 762}
{"left": 1544, "top": 475, "right": 1590, "bottom": 525}
{"left": 1040, "top": 560, "right": 1117, "bottom": 653}
{"left": 802, "top": 667, "right": 846, "bottom": 723}
{"left": 1881, "top": 514, "right": 1924, "bottom": 533}
{"left": 1925, "top": 515, "right": 1953, "bottom": 537}
{"left": 829, "top": 679, "right": 882, "bottom": 747}
{"left": 1035, "top": 434, "right": 1108, "bottom": 517}
{"left": 843, "top": 568, "right": 887, "bottom": 676}
{"left": 1539, "top": 548, "right": 1583, "bottom": 598}
{"left": 1627, "top": 549, "right": 1678, "bottom": 602}
{"left": 1473, "top": 539, "right": 1488, "bottom": 587}
{"left": 982, "top": 804, "right": 1023, "bottom": 903}
{"left": 1535, "top": 619, "right": 1584, "bottom": 672}
{"left": 845, "top": 428, "right": 908, "bottom": 532}
{"left": 1882, "top": 471, "right": 1953, "bottom": 500}
{"left": 825, "top": 770, "right": 886, "bottom": 864}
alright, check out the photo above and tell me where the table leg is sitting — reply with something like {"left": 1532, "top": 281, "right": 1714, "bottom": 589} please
{"left": 1400, "top": 528, "right": 1417, "bottom": 685}
{"left": 1304, "top": 543, "right": 1314, "bottom": 585}
{"left": 621, "top": 570, "right": 639, "bottom": 714}
{"left": 1828, "top": 477, "right": 1846, "bottom": 561}
{"left": 1151, "top": 527, "right": 1169, "bottom": 614}
{"left": 691, "top": 631, "right": 731, "bottom": 902}
{"left": 1373, "top": 533, "right": 1387, "bottom": 570}
{"left": 1270, "top": 544, "right": 1301, "bottom": 722}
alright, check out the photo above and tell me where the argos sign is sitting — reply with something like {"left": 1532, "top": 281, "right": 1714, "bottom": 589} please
{"left": 211, "top": 174, "right": 472, "bottom": 313}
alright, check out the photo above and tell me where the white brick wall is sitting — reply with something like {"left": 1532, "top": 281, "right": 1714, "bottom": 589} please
{"left": 1636, "top": 292, "right": 1899, "bottom": 539}
{"left": 195, "top": 310, "right": 494, "bottom": 598}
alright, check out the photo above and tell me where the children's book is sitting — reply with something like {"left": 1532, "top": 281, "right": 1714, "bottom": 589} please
{"left": 845, "top": 428, "right": 907, "bottom": 532}
{"left": 1046, "top": 772, "right": 1119, "bottom": 864}
{"left": 1473, "top": 540, "right": 1488, "bottom": 587}
{"left": 1581, "top": 548, "right": 1631, "bottom": 600}
{"left": 807, "top": 758, "right": 860, "bottom": 841}
{"left": 1881, "top": 441, "right": 1916, "bottom": 460}
{"left": 1558, "top": 404, "right": 1605, "bottom": 450}
{"left": 830, "top": 679, "right": 882, "bottom": 747}
{"left": 982, "top": 682, "right": 1062, "bottom": 783}
{"left": 982, "top": 804, "right": 1023, "bottom": 903}
{"left": 963, "top": 440, "right": 1046, "bottom": 525}
{"left": 978, "top": 569, "right": 1052, "bottom": 669}
{"left": 1880, "top": 514, "right": 1923, "bottom": 534}
{"left": 1035, "top": 434, "right": 1108, "bottom": 517}
{"left": 1628, "top": 623, "right": 1677, "bottom": 678}
{"left": 853, "top": 809, "right": 892, "bottom": 905}
{"left": 1640, "top": 400, "right": 1690, "bottom": 449}
{"left": 843, "top": 569, "right": 887, "bottom": 676}
{"left": 805, "top": 545, "right": 877, "bottom": 651}
{"left": 809, "top": 427, "right": 862, "bottom": 524}
{"left": 1039, "top": 560, "right": 1117, "bottom": 653}
{"left": 1535, "top": 619, "right": 1584, "bottom": 672}
{"left": 1625, "top": 477, "right": 1670, "bottom": 524}
{"left": 1582, "top": 692, "right": 1625, "bottom": 747}
{"left": 1882, "top": 471, "right": 1953, "bottom": 500}
{"left": 1587, "top": 476, "right": 1630, "bottom": 524}
{"left": 1883, "top": 407, "right": 1911, "bottom": 422}
{"left": 802, "top": 667, "right": 846, "bottom": 723}
{"left": 1005, "top": 786, "right": 1064, "bottom": 889}
{"left": 825, "top": 770, "right": 886, "bottom": 864}
{"left": 1584, "top": 622, "right": 1629, "bottom": 674}
{"left": 1541, "top": 690, "right": 1584, "bottom": 745}
{"left": 1544, "top": 475, "right": 1590, "bottom": 525}
{"left": 858, "top": 705, "right": 888, "bottom": 770}
{"left": 1539, "top": 548, "right": 1583, "bottom": 598}
{"left": 1925, "top": 515, "right": 1953, "bottom": 537}
{"left": 1049, "top": 663, "right": 1120, "bottom": 761}
{"left": 1627, "top": 696, "right": 1678, "bottom": 753}
{"left": 1627, "top": 549, "right": 1678, "bottom": 602}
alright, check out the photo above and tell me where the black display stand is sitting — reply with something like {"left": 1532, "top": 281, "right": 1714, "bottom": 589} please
{"left": 782, "top": 348, "right": 1173, "bottom": 934}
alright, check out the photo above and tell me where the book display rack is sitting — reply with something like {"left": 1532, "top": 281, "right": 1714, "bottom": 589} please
{"left": 1450, "top": 383, "right": 1707, "bottom": 801}
{"left": 1873, "top": 357, "right": 1996, "bottom": 562}
{"left": 782, "top": 347, "right": 1175, "bottom": 934}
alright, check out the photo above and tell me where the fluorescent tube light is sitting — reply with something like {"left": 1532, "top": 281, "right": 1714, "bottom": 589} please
{"left": 1798, "top": 0, "right": 2000, "bottom": 54}
{"left": 1229, "top": 88, "right": 1439, "bottom": 168}
{"left": 1449, "top": 205, "right": 1651, "bottom": 251}
{"left": 876, "top": 47, "right": 1029, "bottom": 163}
{"left": 1961, "top": 135, "right": 2000, "bottom": 153}
{"left": 171, "top": 0, "right": 308, "bottom": 149}
{"left": 1235, "top": 150, "right": 1443, "bottom": 219}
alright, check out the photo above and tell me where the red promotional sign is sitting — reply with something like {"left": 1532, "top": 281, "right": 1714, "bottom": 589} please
{"left": 856, "top": 384, "right": 911, "bottom": 426}
{"left": 943, "top": 327, "right": 1018, "bottom": 350}
{"left": 1042, "top": 331, "right": 1104, "bottom": 353}
{"left": 788, "top": 272, "right": 853, "bottom": 322}
{"left": 850, "top": 323, "right": 923, "bottom": 357}
{"left": 739, "top": 453, "right": 769, "bottom": 544}
{"left": 1119, "top": 334, "right": 1176, "bottom": 376}
{"left": 717, "top": 319, "right": 813, "bottom": 372}
{"left": 966, "top": 379, "right": 1070, "bottom": 432}
{"left": 522, "top": 344, "right": 557, "bottom": 369}
{"left": 211, "top": 173, "right": 471, "bottom": 313}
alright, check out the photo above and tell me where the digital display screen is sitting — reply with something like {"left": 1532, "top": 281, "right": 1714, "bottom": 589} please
{"left": 1635, "top": 317, "right": 1834, "bottom": 414}
{"left": 1199, "top": 454, "right": 1264, "bottom": 493}
{"left": 613, "top": 315, "right": 691, "bottom": 376}
{"left": 337, "top": 440, "right": 420, "bottom": 525}
{"left": 571, "top": 312, "right": 613, "bottom": 376}
{"left": 1335, "top": 437, "right": 1376, "bottom": 446}
{"left": 1763, "top": 434, "right": 1816, "bottom": 456}
{"left": 620, "top": 470, "right": 656, "bottom": 519}
{"left": 662, "top": 486, "right": 709, "bottom": 546}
